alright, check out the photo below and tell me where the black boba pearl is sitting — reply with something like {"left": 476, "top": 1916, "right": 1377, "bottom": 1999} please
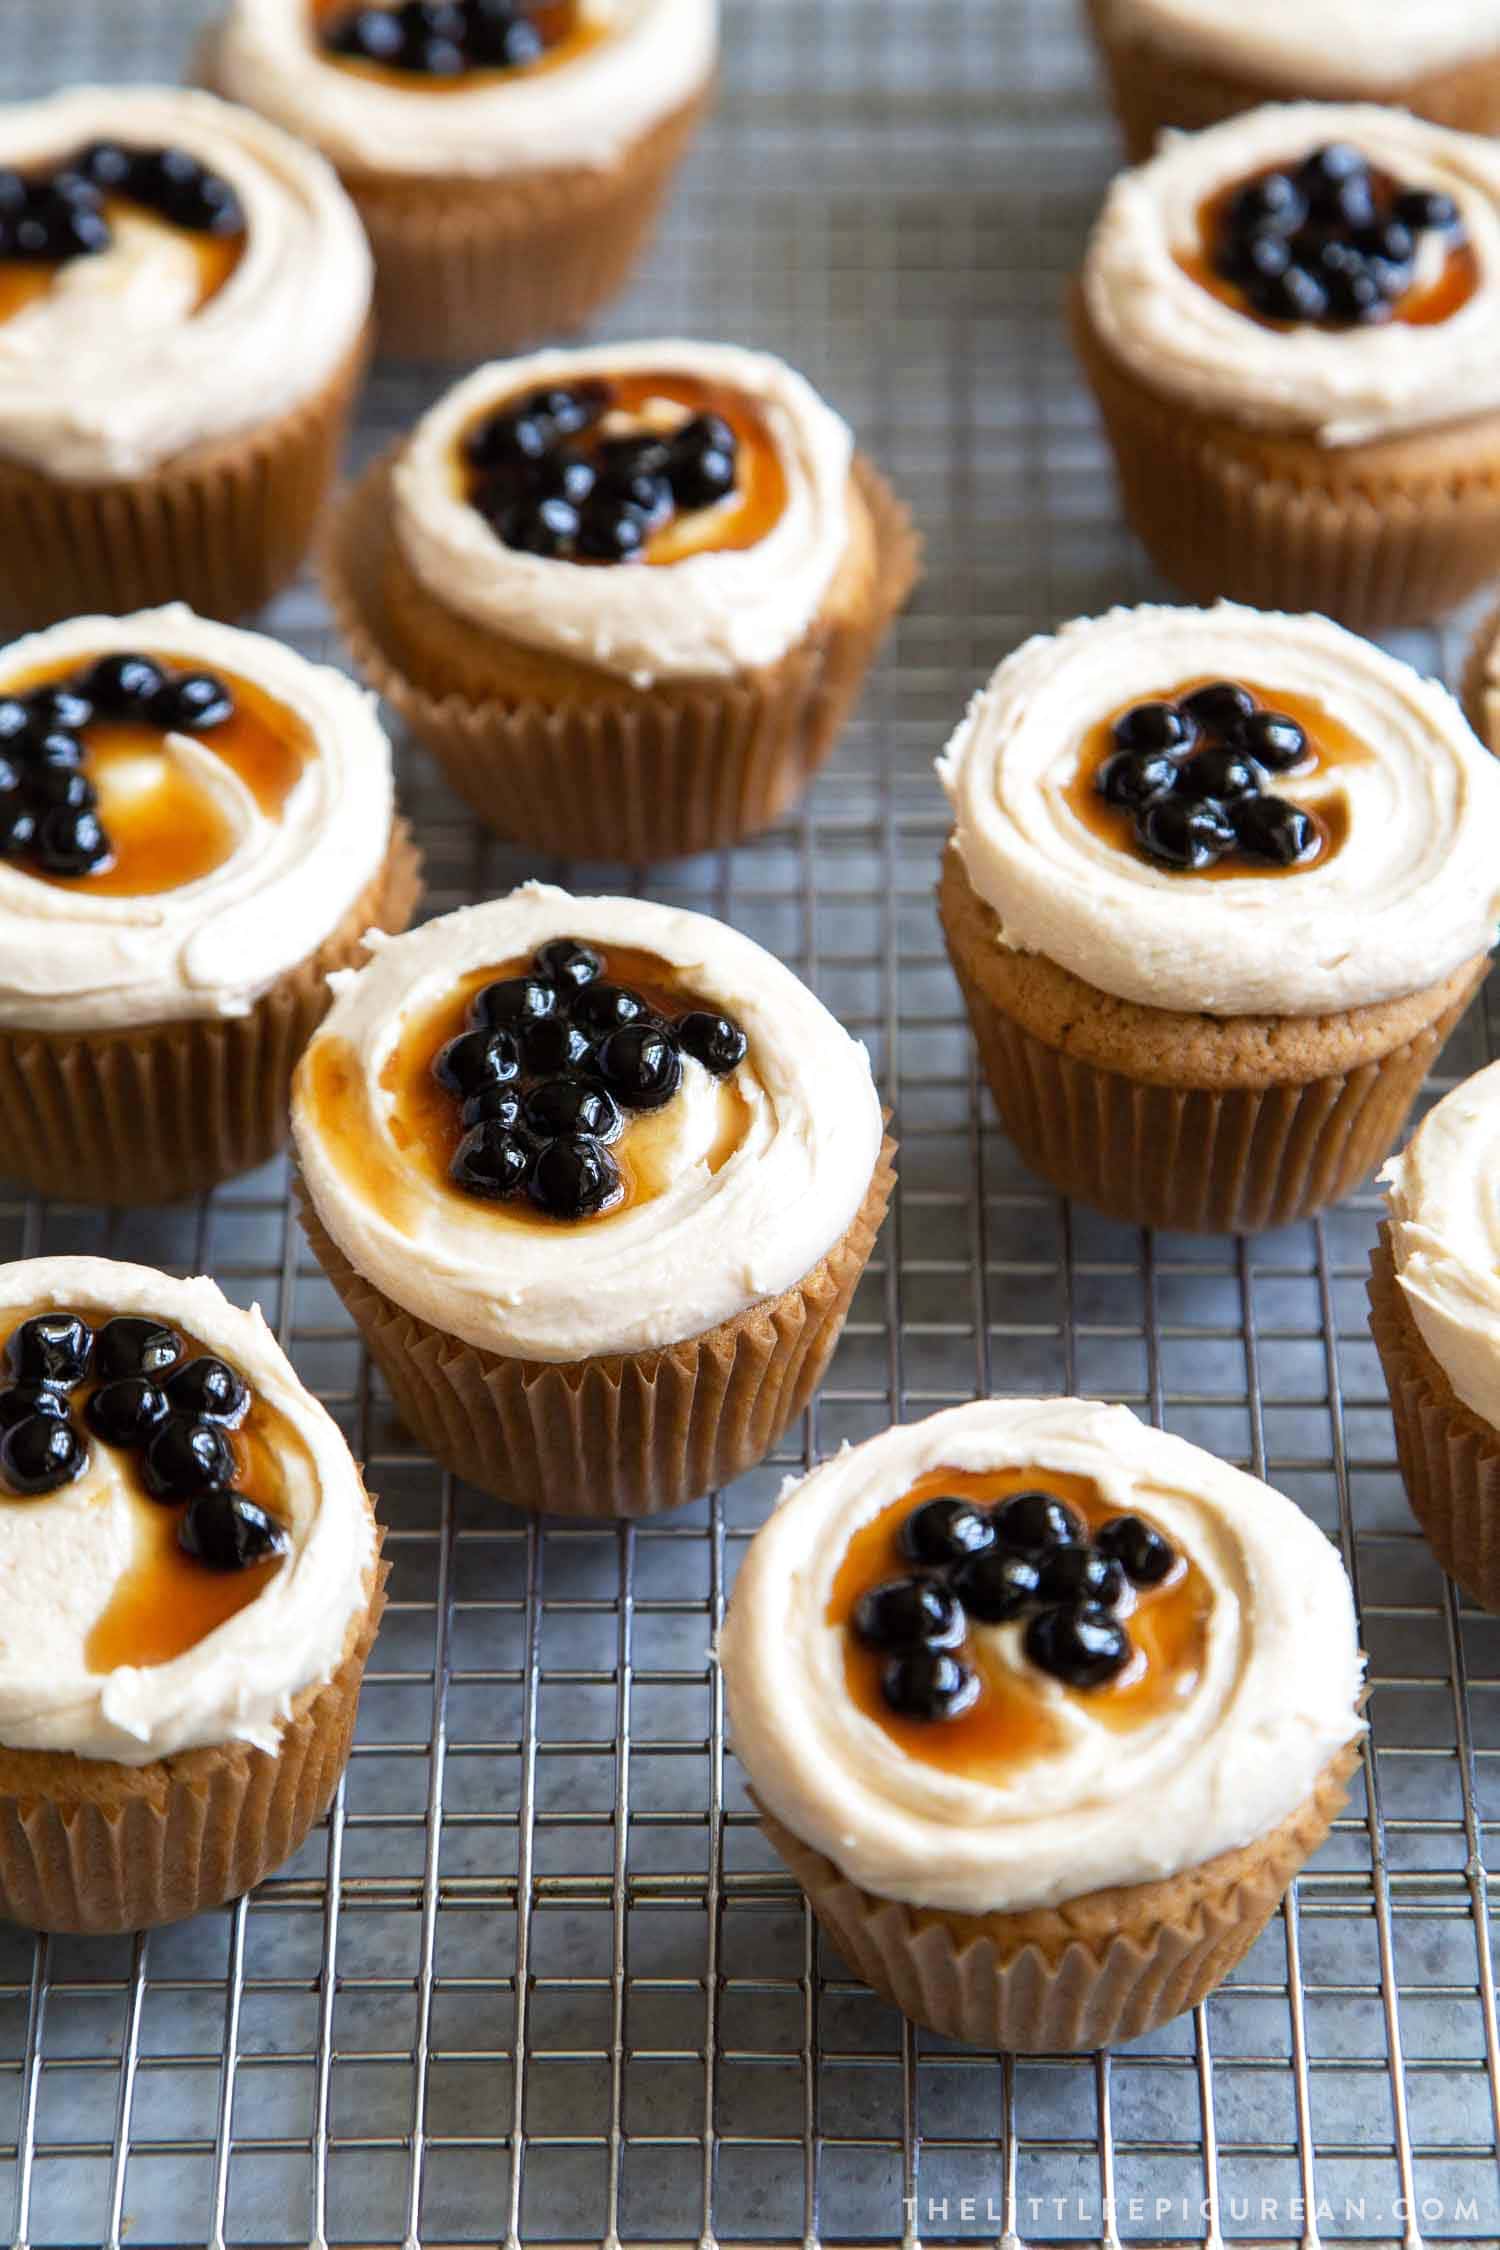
{"left": 74, "top": 141, "right": 136, "bottom": 192}
{"left": 79, "top": 652, "right": 167, "bottom": 719}
{"left": 1179, "top": 744, "right": 1266, "bottom": 801}
{"left": 151, "top": 671, "right": 233, "bottom": 731}
{"left": 534, "top": 380, "right": 610, "bottom": 438}
{"left": 7, "top": 1312, "right": 92, "bottom": 1388}
{"left": 529, "top": 1135, "right": 621, "bottom": 1219}
{"left": 1297, "top": 143, "right": 1372, "bottom": 221}
{"left": 1231, "top": 710, "right": 1307, "bottom": 770}
{"left": 676, "top": 1009, "right": 748, "bottom": 1077}
{"left": 898, "top": 1495, "right": 996, "bottom": 1567}
{"left": 1228, "top": 227, "right": 1292, "bottom": 287}
{"left": 460, "top": 1085, "right": 523, "bottom": 1131}
{"left": 1233, "top": 793, "right": 1318, "bottom": 866}
{"left": 852, "top": 1574, "right": 964, "bottom": 1652}
{"left": 130, "top": 149, "right": 244, "bottom": 236}
{"left": 27, "top": 729, "right": 85, "bottom": 776}
{"left": 524, "top": 1076, "right": 620, "bottom": 1140}
{"left": 1034, "top": 1542, "right": 1128, "bottom": 1611}
{"left": 591, "top": 446, "right": 672, "bottom": 522}
{"left": 540, "top": 451, "right": 597, "bottom": 507}
{"left": 142, "top": 1416, "right": 236, "bottom": 1502}
{"left": 0, "top": 1383, "right": 68, "bottom": 1431}
{"left": 0, "top": 804, "right": 35, "bottom": 856}
{"left": 470, "top": 975, "right": 557, "bottom": 1032}
{"left": 1393, "top": 187, "right": 1461, "bottom": 235}
{"left": 466, "top": 407, "right": 549, "bottom": 471}
{"left": 595, "top": 432, "right": 671, "bottom": 481}
{"left": 0, "top": 754, "right": 20, "bottom": 799}
{"left": 94, "top": 1315, "right": 182, "bottom": 1381}
{"left": 179, "top": 1491, "right": 290, "bottom": 1571}
{"left": 1095, "top": 1512, "right": 1177, "bottom": 1587}
{"left": 570, "top": 981, "right": 650, "bottom": 1037}
{"left": 519, "top": 1015, "right": 595, "bottom": 1078}
{"left": 467, "top": 3, "right": 544, "bottom": 67}
{"left": 1095, "top": 748, "right": 1180, "bottom": 812}
{"left": 86, "top": 1376, "right": 171, "bottom": 1449}
{"left": 29, "top": 767, "right": 96, "bottom": 813}
{"left": 880, "top": 1648, "right": 979, "bottom": 1722}
{"left": 575, "top": 500, "right": 648, "bottom": 563}
{"left": 34, "top": 806, "right": 111, "bottom": 877}
{"left": 27, "top": 685, "right": 92, "bottom": 736}
{"left": 1134, "top": 795, "right": 1236, "bottom": 870}
{"left": 533, "top": 936, "right": 603, "bottom": 994}
{"left": 1318, "top": 256, "right": 1385, "bottom": 325}
{"left": 1024, "top": 1603, "right": 1133, "bottom": 1689}
{"left": 596, "top": 1022, "right": 683, "bottom": 1110}
{"left": 992, "top": 1488, "right": 1083, "bottom": 1554}
{"left": 667, "top": 414, "right": 739, "bottom": 509}
{"left": 1179, "top": 680, "right": 1255, "bottom": 734}
{"left": 433, "top": 1027, "right": 521, "bottom": 1099}
{"left": 950, "top": 1546, "right": 1041, "bottom": 1624}
{"left": 1249, "top": 262, "right": 1330, "bottom": 323}
{"left": 163, "top": 1355, "right": 249, "bottom": 1425}
{"left": 1227, "top": 170, "right": 1305, "bottom": 235}
{"left": 0, "top": 1413, "right": 86, "bottom": 1496}
{"left": 8, "top": 185, "right": 110, "bottom": 262}
{"left": 450, "top": 1121, "right": 534, "bottom": 1200}
{"left": 1358, "top": 218, "right": 1416, "bottom": 271}
{"left": 1111, "top": 701, "right": 1195, "bottom": 756}
{"left": 497, "top": 495, "right": 580, "bottom": 558}
{"left": 0, "top": 698, "right": 29, "bottom": 746}
{"left": 327, "top": 3, "right": 408, "bottom": 58}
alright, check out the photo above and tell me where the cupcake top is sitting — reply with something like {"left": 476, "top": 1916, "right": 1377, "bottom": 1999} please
{"left": 0, "top": 85, "right": 371, "bottom": 482}
{"left": 937, "top": 601, "right": 1500, "bottom": 1018}
{"left": 720, "top": 1397, "right": 1364, "bottom": 1916}
{"left": 1100, "top": 0, "right": 1500, "bottom": 95}
{"left": 1081, "top": 101, "right": 1500, "bottom": 445}
{"left": 389, "top": 340, "right": 855, "bottom": 685}
{"left": 1382, "top": 1059, "right": 1500, "bottom": 1429}
{"left": 291, "top": 881, "right": 885, "bottom": 1361}
{"left": 0, "top": 605, "right": 395, "bottom": 1034}
{"left": 0, "top": 1256, "right": 374, "bottom": 1765}
{"left": 213, "top": 0, "right": 717, "bottom": 180}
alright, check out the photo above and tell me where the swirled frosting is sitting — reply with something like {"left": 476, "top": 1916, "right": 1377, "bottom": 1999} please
{"left": 0, "top": 606, "right": 395, "bottom": 1034}
{"left": 0, "top": 86, "right": 370, "bottom": 482}
{"left": 291, "top": 883, "right": 885, "bottom": 1362}
{"left": 212, "top": 0, "right": 716, "bottom": 180}
{"left": 720, "top": 1397, "right": 1364, "bottom": 1915}
{"left": 1100, "top": 0, "right": 1500, "bottom": 94}
{"left": 0, "top": 1256, "right": 374, "bottom": 1764}
{"left": 937, "top": 602, "right": 1500, "bottom": 1018}
{"left": 390, "top": 342, "right": 855, "bottom": 685}
{"left": 1382, "top": 1059, "right": 1500, "bottom": 1430}
{"left": 1081, "top": 102, "right": 1500, "bottom": 445}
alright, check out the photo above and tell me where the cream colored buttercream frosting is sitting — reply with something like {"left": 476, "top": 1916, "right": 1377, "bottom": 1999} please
{"left": 291, "top": 883, "right": 885, "bottom": 1362}
{"left": 213, "top": 0, "right": 716, "bottom": 180}
{"left": 1382, "top": 1059, "right": 1500, "bottom": 1431}
{"left": 719, "top": 1397, "right": 1364, "bottom": 1916}
{"left": 1101, "top": 0, "right": 1500, "bottom": 95}
{"left": 0, "top": 1257, "right": 374, "bottom": 1765}
{"left": 1082, "top": 101, "right": 1500, "bottom": 446}
{"left": 0, "top": 606, "right": 395, "bottom": 1035}
{"left": 389, "top": 341, "right": 855, "bottom": 686}
{"left": 937, "top": 601, "right": 1500, "bottom": 1018}
{"left": 0, "top": 86, "right": 371, "bottom": 482}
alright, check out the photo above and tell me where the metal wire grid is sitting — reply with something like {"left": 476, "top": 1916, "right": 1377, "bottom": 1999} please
{"left": 2, "top": 0, "right": 1499, "bottom": 2242}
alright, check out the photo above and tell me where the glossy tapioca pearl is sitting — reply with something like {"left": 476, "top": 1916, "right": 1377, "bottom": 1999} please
{"left": 141, "top": 1415, "right": 237, "bottom": 1502}
{"left": 93, "top": 1315, "right": 181, "bottom": 1381}
{"left": 28, "top": 766, "right": 97, "bottom": 813}
{"left": 179, "top": 1489, "right": 290, "bottom": 1571}
{"left": 518, "top": 1015, "right": 595, "bottom": 1079}
{"left": 1134, "top": 794, "right": 1237, "bottom": 871}
{"left": 1394, "top": 188, "right": 1461, "bottom": 236}
{"left": 6, "top": 1311, "right": 92, "bottom": 1388}
{"left": 569, "top": 981, "right": 651, "bottom": 1039}
{"left": 494, "top": 493, "right": 580, "bottom": 559}
{"left": 34, "top": 805, "right": 111, "bottom": 878}
{"left": 1023, "top": 1601, "right": 1132, "bottom": 1688}
{"left": 852, "top": 1574, "right": 965, "bottom": 1653}
{"left": 163, "top": 1355, "right": 249, "bottom": 1425}
{"left": 950, "top": 1545, "right": 1041, "bottom": 1623}
{"left": 72, "top": 653, "right": 162, "bottom": 722}
{"left": 591, "top": 434, "right": 674, "bottom": 522}
{"left": 468, "top": 974, "right": 558, "bottom": 1033}
{"left": 523, "top": 1076, "right": 621, "bottom": 1141}
{"left": 677, "top": 1009, "right": 748, "bottom": 1077}
{"left": 324, "top": 3, "right": 412, "bottom": 63}
{"left": 1095, "top": 1512, "right": 1176, "bottom": 1587}
{"left": 880, "top": 1647, "right": 980, "bottom": 1722}
{"left": 0, "top": 805, "right": 35, "bottom": 856}
{"left": 532, "top": 936, "right": 603, "bottom": 995}
{"left": 0, "top": 1411, "right": 87, "bottom": 1497}
{"left": 0, "top": 182, "right": 110, "bottom": 263}
{"left": 0, "top": 1382, "right": 67, "bottom": 1431}
{"left": 1246, "top": 263, "right": 1332, "bottom": 324}
{"left": 1178, "top": 743, "right": 1266, "bottom": 802}
{"left": 529, "top": 1134, "right": 621, "bottom": 1220}
{"left": 1094, "top": 747, "right": 1181, "bottom": 812}
{"left": 24, "top": 684, "right": 92, "bottom": 738}
{"left": 596, "top": 1022, "right": 683, "bottom": 1110}
{"left": 1033, "top": 1541, "right": 1128, "bottom": 1611}
{"left": 991, "top": 1487, "right": 1084, "bottom": 1554}
{"left": 575, "top": 497, "right": 650, "bottom": 564}
{"left": 1229, "top": 710, "right": 1307, "bottom": 771}
{"left": 149, "top": 670, "right": 233, "bottom": 733}
{"left": 1233, "top": 794, "right": 1318, "bottom": 866}
{"left": 450, "top": 1119, "right": 534, "bottom": 1200}
{"left": 460, "top": 1085, "right": 524, "bottom": 1132}
{"left": 433, "top": 1026, "right": 522, "bottom": 1100}
{"left": 85, "top": 1376, "right": 172, "bottom": 1449}
{"left": 464, "top": 384, "right": 610, "bottom": 474}
{"left": 898, "top": 1495, "right": 997, "bottom": 1567}
{"left": 1225, "top": 170, "right": 1306, "bottom": 239}
{"left": 466, "top": 0, "right": 545, "bottom": 69}
{"left": 1110, "top": 701, "right": 1196, "bottom": 757}
{"left": 667, "top": 414, "right": 739, "bottom": 510}
{"left": 127, "top": 148, "right": 245, "bottom": 238}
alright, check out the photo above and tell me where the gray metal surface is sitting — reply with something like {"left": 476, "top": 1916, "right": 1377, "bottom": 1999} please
{"left": 3, "top": 0, "right": 1499, "bottom": 2242}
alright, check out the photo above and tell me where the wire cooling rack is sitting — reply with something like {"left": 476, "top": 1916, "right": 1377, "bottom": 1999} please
{"left": 5, "top": 0, "right": 1500, "bottom": 2243}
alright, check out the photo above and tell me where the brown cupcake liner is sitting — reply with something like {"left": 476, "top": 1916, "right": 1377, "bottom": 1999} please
{"left": 758, "top": 1736, "right": 1360, "bottom": 2049}
{"left": 322, "top": 449, "right": 919, "bottom": 861}
{"left": 0, "top": 820, "right": 422, "bottom": 1207}
{"left": 1071, "top": 280, "right": 1500, "bottom": 633}
{"left": 294, "top": 1133, "right": 895, "bottom": 1518}
{"left": 0, "top": 1535, "right": 386, "bottom": 1935}
{"left": 1368, "top": 1227, "right": 1500, "bottom": 1610}
{"left": 0, "top": 328, "right": 370, "bottom": 638}
{"left": 940, "top": 843, "right": 1485, "bottom": 1234}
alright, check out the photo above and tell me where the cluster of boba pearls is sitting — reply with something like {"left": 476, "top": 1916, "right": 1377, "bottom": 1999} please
{"left": 1096, "top": 681, "right": 1319, "bottom": 873}
{"left": 0, "top": 654, "right": 235, "bottom": 880}
{"left": 463, "top": 381, "right": 740, "bottom": 564}
{"left": 0, "top": 1313, "right": 288, "bottom": 1572}
{"left": 1213, "top": 142, "right": 1462, "bottom": 328}
{"left": 853, "top": 1487, "right": 1178, "bottom": 1718}
{"left": 0, "top": 142, "right": 244, "bottom": 266}
{"left": 434, "top": 936, "right": 749, "bottom": 1220}
{"left": 323, "top": 0, "right": 560, "bottom": 74}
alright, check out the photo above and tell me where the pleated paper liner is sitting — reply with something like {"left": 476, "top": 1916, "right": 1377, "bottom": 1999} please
{"left": 1070, "top": 281, "right": 1500, "bottom": 633}
{"left": 0, "top": 820, "right": 421, "bottom": 1208}
{"left": 940, "top": 844, "right": 1485, "bottom": 1234}
{"left": 294, "top": 1134, "right": 895, "bottom": 1519}
{"left": 0, "top": 1536, "right": 386, "bottom": 1935}
{"left": 1368, "top": 1227, "right": 1500, "bottom": 1611}
{"left": 1460, "top": 592, "right": 1500, "bottom": 747}
{"left": 756, "top": 1736, "right": 1361, "bottom": 2050}
{"left": 0, "top": 327, "right": 370, "bottom": 639}
{"left": 321, "top": 450, "right": 919, "bottom": 861}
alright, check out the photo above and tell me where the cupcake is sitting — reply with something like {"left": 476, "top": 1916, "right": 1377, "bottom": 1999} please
{"left": 1075, "top": 103, "right": 1500, "bottom": 631}
{"left": 0, "top": 86, "right": 372, "bottom": 635}
{"left": 720, "top": 1397, "right": 1365, "bottom": 2050}
{"left": 0, "top": 1255, "right": 383, "bottom": 1933}
{"left": 1371, "top": 1060, "right": 1500, "bottom": 1610}
{"left": 1084, "top": 1, "right": 1500, "bottom": 162}
{"left": 291, "top": 883, "right": 894, "bottom": 1518}
{"left": 323, "top": 340, "right": 916, "bottom": 860}
{"left": 205, "top": 0, "right": 716, "bottom": 360}
{"left": 0, "top": 604, "right": 420, "bottom": 1206}
{"left": 937, "top": 601, "right": 1500, "bottom": 1234}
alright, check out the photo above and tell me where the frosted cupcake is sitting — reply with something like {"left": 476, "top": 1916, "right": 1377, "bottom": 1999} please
{"left": 291, "top": 883, "right": 893, "bottom": 1516}
{"left": 938, "top": 601, "right": 1500, "bottom": 1232}
{"left": 323, "top": 339, "right": 917, "bottom": 860}
{"left": 721, "top": 1397, "right": 1364, "bottom": 2050}
{"left": 0, "top": 604, "right": 419, "bottom": 1205}
{"left": 1076, "top": 104, "right": 1500, "bottom": 629}
{"left": 0, "top": 86, "right": 371, "bottom": 633}
{"left": 206, "top": 0, "right": 716, "bottom": 359}
{"left": 0, "top": 1256, "right": 382, "bottom": 1932}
